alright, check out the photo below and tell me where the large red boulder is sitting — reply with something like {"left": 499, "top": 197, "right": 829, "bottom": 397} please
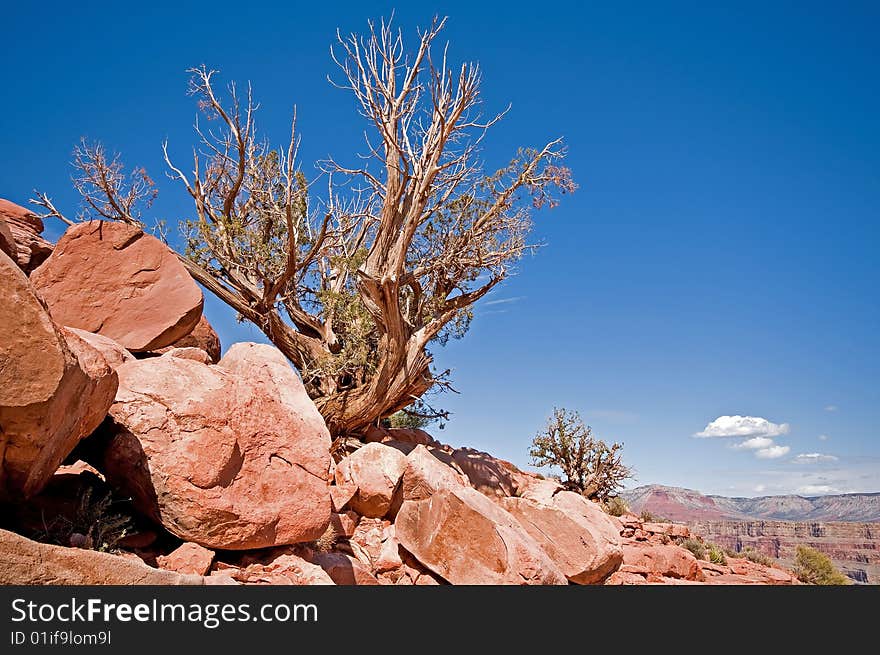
{"left": 500, "top": 491, "right": 623, "bottom": 584}
{"left": 217, "top": 342, "right": 329, "bottom": 446}
{"left": 335, "top": 443, "right": 407, "bottom": 518}
{"left": 30, "top": 220, "right": 203, "bottom": 352}
{"left": 0, "top": 251, "right": 118, "bottom": 499}
{"left": 395, "top": 486, "right": 568, "bottom": 585}
{"left": 94, "top": 355, "right": 331, "bottom": 550}
{"left": 0, "top": 199, "right": 53, "bottom": 273}
{"left": 0, "top": 529, "right": 208, "bottom": 585}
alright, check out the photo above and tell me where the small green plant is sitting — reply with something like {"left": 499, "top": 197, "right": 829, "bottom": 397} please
{"left": 639, "top": 510, "right": 656, "bottom": 522}
{"left": 793, "top": 545, "right": 851, "bottom": 585}
{"left": 707, "top": 543, "right": 727, "bottom": 565}
{"left": 724, "top": 547, "right": 744, "bottom": 559}
{"left": 603, "top": 496, "right": 629, "bottom": 517}
{"left": 681, "top": 537, "right": 706, "bottom": 560}
{"left": 742, "top": 547, "right": 774, "bottom": 567}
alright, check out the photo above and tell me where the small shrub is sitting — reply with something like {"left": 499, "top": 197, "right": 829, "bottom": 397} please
{"left": 724, "top": 547, "right": 744, "bottom": 559}
{"left": 707, "top": 543, "right": 727, "bottom": 565}
{"left": 639, "top": 510, "right": 656, "bottom": 522}
{"left": 311, "top": 524, "right": 339, "bottom": 554}
{"left": 681, "top": 537, "right": 706, "bottom": 560}
{"left": 32, "top": 486, "right": 133, "bottom": 553}
{"left": 603, "top": 496, "right": 629, "bottom": 517}
{"left": 742, "top": 547, "right": 774, "bottom": 567}
{"left": 793, "top": 545, "right": 851, "bottom": 585}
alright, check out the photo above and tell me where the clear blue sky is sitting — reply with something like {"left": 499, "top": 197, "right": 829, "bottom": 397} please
{"left": 4, "top": 1, "right": 878, "bottom": 496}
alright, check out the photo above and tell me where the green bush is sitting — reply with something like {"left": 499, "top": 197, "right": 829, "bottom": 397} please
{"left": 742, "top": 547, "right": 774, "bottom": 567}
{"left": 603, "top": 496, "right": 629, "bottom": 517}
{"left": 707, "top": 543, "right": 727, "bottom": 565}
{"left": 681, "top": 537, "right": 706, "bottom": 560}
{"left": 639, "top": 510, "right": 656, "bottom": 522}
{"left": 793, "top": 545, "right": 851, "bottom": 585}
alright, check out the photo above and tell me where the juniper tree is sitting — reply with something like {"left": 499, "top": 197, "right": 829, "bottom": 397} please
{"left": 530, "top": 407, "right": 632, "bottom": 501}
{"left": 34, "top": 17, "right": 574, "bottom": 436}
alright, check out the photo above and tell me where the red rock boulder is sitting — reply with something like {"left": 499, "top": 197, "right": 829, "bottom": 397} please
{"left": 96, "top": 355, "right": 331, "bottom": 549}
{"left": 0, "top": 199, "right": 53, "bottom": 273}
{"left": 398, "top": 444, "right": 469, "bottom": 503}
{"left": 30, "top": 220, "right": 203, "bottom": 352}
{"left": 0, "top": 251, "right": 118, "bottom": 499}
{"left": 500, "top": 491, "right": 623, "bottom": 584}
{"left": 0, "top": 529, "right": 207, "bottom": 585}
{"left": 0, "top": 215, "right": 14, "bottom": 261}
{"left": 63, "top": 328, "right": 135, "bottom": 370}
{"left": 335, "top": 443, "right": 407, "bottom": 518}
{"left": 395, "top": 486, "right": 568, "bottom": 585}
{"left": 621, "top": 542, "right": 705, "bottom": 581}
{"left": 450, "top": 447, "right": 518, "bottom": 498}
{"left": 157, "top": 542, "right": 216, "bottom": 576}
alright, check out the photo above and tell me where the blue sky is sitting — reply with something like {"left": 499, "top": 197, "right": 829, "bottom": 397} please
{"left": 4, "top": 1, "right": 878, "bottom": 496}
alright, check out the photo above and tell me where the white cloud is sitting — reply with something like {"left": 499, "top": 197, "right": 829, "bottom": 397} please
{"left": 754, "top": 484, "right": 767, "bottom": 493}
{"left": 818, "top": 434, "right": 829, "bottom": 441}
{"left": 755, "top": 445, "right": 791, "bottom": 459}
{"left": 695, "top": 415, "right": 790, "bottom": 439}
{"left": 793, "top": 453, "right": 839, "bottom": 463}
{"left": 796, "top": 484, "right": 839, "bottom": 495}
{"left": 732, "top": 436, "right": 774, "bottom": 450}
{"left": 483, "top": 296, "right": 525, "bottom": 306}
{"left": 824, "top": 405, "right": 838, "bottom": 412}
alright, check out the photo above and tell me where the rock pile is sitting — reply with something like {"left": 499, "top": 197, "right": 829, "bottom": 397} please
{"left": 0, "top": 208, "right": 799, "bottom": 586}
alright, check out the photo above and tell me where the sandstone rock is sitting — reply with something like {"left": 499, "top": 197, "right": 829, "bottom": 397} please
{"left": 96, "top": 355, "right": 331, "bottom": 549}
{"left": 0, "top": 215, "right": 14, "bottom": 261}
{"left": 335, "top": 443, "right": 407, "bottom": 518}
{"left": 161, "top": 347, "right": 211, "bottom": 363}
{"left": 157, "top": 315, "right": 222, "bottom": 363}
{"left": 450, "top": 447, "right": 518, "bottom": 498}
{"left": 515, "top": 475, "right": 565, "bottom": 504}
{"left": 217, "top": 343, "right": 330, "bottom": 454}
{"left": 0, "top": 199, "right": 53, "bottom": 273}
{"left": 309, "top": 552, "right": 380, "bottom": 585}
{"left": 30, "top": 220, "right": 203, "bottom": 352}
{"left": 329, "top": 511, "right": 360, "bottom": 538}
{"left": 398, "top": 444, "right": 468, "bottom": 503}
{"left": 0, "top": 529, "right": 206, "bottom": 585}
{"left": 330, "top": 482, "right": 358, "bottom": 512}
{"left": 0, "top": 252, "right": 118, "bottom": 499}
{"left": 63, "top": 328, "right": 135, "bottom": 370}
{"left": 157, "top": 542, "right": 215, "bottom": 576}
{"left": 501, "top": 491, "right": 623, "bottom": 584}
{"left": 621, "top": 543, "right": 705, "bottom": 581}
{"left": 224, "top": 552, "right": 335, "bottom": 585}
{"left": 395, "top": 486, "right": 568, "bottom": 585}
{"left": 364, "top": 425, "right": 439, "bottom": 447}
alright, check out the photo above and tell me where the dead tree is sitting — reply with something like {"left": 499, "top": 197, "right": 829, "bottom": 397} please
{"left": 34, "top": 17, "right": 574, "bottom": 436}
